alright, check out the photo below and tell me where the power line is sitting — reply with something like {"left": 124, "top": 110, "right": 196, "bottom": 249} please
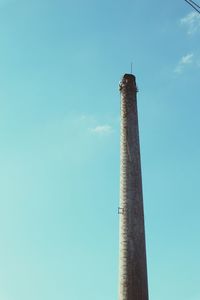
{"left": 184, "top": 0, "right": 200, "bottom": 13}
{"left": 185, "top": 0, "right": 200, "bottom": 13}
{"left": 189, "top": 0, "right": 200, "bottom": 10}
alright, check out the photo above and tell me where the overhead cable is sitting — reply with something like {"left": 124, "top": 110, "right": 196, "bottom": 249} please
{"left": 184, "top": 0, "right": 200, "bottom": 13}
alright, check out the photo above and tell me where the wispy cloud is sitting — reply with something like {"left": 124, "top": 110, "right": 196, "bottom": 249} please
{"left": 180, "top": 11, "right": 200, "bottom": 35}
{"left": 75, "top": 114, "right": 115, "bottom": 136}
{"left": 90, "top": 125, "right": 113, "bottom": 135}
{"left": 174, "top": 53, "right": 194, "bottom": 73}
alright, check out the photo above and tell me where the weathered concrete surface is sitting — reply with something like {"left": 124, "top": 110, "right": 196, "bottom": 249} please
{"left": 119, "top": 74, "right": 148, "bottom": 300}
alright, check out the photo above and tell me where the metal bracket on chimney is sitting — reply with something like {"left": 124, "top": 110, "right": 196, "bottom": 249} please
{"left": 118, "top": 207, "right": 125, "bottom": 215}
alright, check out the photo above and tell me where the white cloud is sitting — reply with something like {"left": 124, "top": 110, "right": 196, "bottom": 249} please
{"left": 180, "top": 11, "right": 200, "bottom": 35}
{"left": 181, "top": 53, "right": 194, "bottom": 64}
{"left": 90, "top": 125, "right": 113, "bottom": 135}
{"left": 174, "top": 53, "right": 194, "bottom": 73}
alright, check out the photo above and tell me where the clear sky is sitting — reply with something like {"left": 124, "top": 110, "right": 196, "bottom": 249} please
{"left": 0, "top": 0, "right": 200, "bottom": 299}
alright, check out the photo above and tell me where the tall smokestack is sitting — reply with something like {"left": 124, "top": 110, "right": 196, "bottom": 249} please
{"left": 119, "top": 74, "right": 148, "bottom": 300}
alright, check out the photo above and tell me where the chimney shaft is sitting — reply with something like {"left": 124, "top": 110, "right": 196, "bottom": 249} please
{"left": 119, "top": 74, "right": 148, "bottom": 300}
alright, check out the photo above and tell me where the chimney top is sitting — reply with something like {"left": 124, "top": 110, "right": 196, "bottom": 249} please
{"left": 119, "top": 73, "right": 137, "bottom": 92}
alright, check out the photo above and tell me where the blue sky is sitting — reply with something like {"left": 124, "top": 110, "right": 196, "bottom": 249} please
{"left": 0, "top": 0, "right": 200, "bottom": 299}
